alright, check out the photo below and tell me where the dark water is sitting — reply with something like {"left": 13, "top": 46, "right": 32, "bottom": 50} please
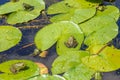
{"left": 0, "top": 0, "right": 120, "bottom": 80}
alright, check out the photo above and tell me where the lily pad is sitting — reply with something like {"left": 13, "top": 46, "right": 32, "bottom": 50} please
{"left": 56, "top": 30, "right": 84, "bottom": 55}
{"left": 71, "top": 7, "right": 96, "bottom": 24}
{"left": 0, "top": 60, "right": 40, "bottom": 80}
{"left": 0, "top": 26, "right": 22, "bottom": 52}
{"left": 50, "top": 7, "right": 96, "bottom": 23}
{"left": 47, "top": 1, "right": 71, "bottom": 14}
{"left": 63, "top": 64, "right": 95, "bottom": 80}
{"left": 0, "top": 2, "right": 23, "bottom": 15}
{"left": 7, "top": 0, "right": 45, "bottom": 24}
{"left": 79, "top": 16, "right": 118, "bottom": 46}
{"left": 50, "top": 9, "right": 74, "bottom": 22}
{"left": 34, "top": 21, "right": 83, "bottom": 52}
{"left": 82, "top": 45, "right": 120, "bottom": 72}
{"left": 64, "top": 0, "right": 102, "bottom": 8}
{"left": 51, "top": 51, "right": 89, "bottom": 74}
{"left": 0, "top": 0, "right": 45, "bottom": 24}
{"left": 96, "top": 5, "right": 120, "bottom": 21}
{"left": 34, "top": 22, "right": 63, "bottom": 51}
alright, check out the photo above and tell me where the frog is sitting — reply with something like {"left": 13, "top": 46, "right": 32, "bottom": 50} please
{"left": 23, "top": 3, "right": 34, "bottom": 11}
{"left": 10, "top": 62, "right": 26, "bottom": 74}
{"left": 64, "top": 36, "right": 78, "bottom": 48}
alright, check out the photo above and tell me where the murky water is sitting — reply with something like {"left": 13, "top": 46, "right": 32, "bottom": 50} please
{"left": 0, "top": 0, "right": 120, "bottom": 80}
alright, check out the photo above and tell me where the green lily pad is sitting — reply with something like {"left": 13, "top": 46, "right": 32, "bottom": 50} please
{"left": 82, "top": 46, "right": 120, "bottom": 72}
{"left": 0, "top": 2, "right": 23, "bottom": 15}
{"left": 0, "top": 60, "right": 40, "bottom": 80}
{"left": 47, "top": 1, "right": 71, "bottom": 14}
{"left": 52, "top": 51, "right": 89, "bottom": 74}
{"left": 96, "top": 5, "right": 120, "bottom": 21}
{"left": 35, "top": 21, "right": 83, "bottom": 52}
{"left": 79, "top": 16, "right": 118, "bottom": 46}
{"left": 56, "top": 28, "right": 84, "bottom": 55}
{"left": 0, "top": 0, "right": 45, "bottom": 24}
{"left": 64, "top": 0, "right": 102, "bottom": 8}
{"left": 50, "top": 7, "right": 96, "bottom": 23}
{"left": 7, "top": 0, "right": 45, "bottom": 24}
{"left": 0, "top": 26, "right": 22, "bottom": 52}
{"left": 71, "top": 7, "right": 96, "bottom": 24}
{"left": 34, "top": 22, "right": 63, "bottom": 51}
{"left": 50, "top": 9, "right": 74, "bottom": 22}
{"left": 63, "top": 64, "right": 95, "bottom": 80}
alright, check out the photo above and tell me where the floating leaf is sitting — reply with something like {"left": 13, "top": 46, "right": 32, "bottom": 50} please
{"left": 34, "top": 22, "right": 63, "bottom": 51}
{"left": 47, "top": 1, "right": 71, "bottom": 14}
{"left": 64, "top": 0, "right": 102, "bottom": 8}
{"left": 71, "top": 7, "right": 96, "bottom": 24}
{"left": 35, "top": 21, "right": 83, "bottom": 52}
{"left": 96, "top": 5, "right": 120, "bottom": 21}
{"left": 63, "top": 64, "right": 95, "bottom": 80}
{"left": 0, "top": 60, "right": 39, "bottom": 80}
{"left": 0, "top": 2, "right": 23, "bottom": 15}
{"left": 28, "top": 74, "right": 66, "bottom": 80}
{"left": 50, "top": 8, "right": 96, "bottom": 23}
{"left": 57, "top": 29, "right": 84, "bottom": 55}
{"left": 0, "top": 26, "right": 22, "bottom": 52}
{"left": 82, "top": 45, "right": 120, "bottom": 72}
{"left": 0, "top": 0, "right": 45, "bottom": 24}
{"left": 51, "top": 51, "right": 89, "bottom": 74}
{"left": 7, "top": 0, "right": 45, "bottom": 24}
{"left": 50, "top": 10, "right": 74, "bottom": 22}
{"left": 79, "top": 16, "right": 118, "bottom": 46}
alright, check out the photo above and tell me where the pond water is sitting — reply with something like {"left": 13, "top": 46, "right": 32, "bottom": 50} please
{"left": 0, "top": 0, "right": 120, "bottom": 80}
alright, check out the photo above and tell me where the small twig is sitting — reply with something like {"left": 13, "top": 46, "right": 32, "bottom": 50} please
{"left": 18, "top": 25, "right": 44, "bottom": 29}
{"left": 19, "top": 43, "right": 34, "bottom": 50}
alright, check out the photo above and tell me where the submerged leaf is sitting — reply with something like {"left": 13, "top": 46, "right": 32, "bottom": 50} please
{"left": 0, "top": 26, "right": 22, "bottom": 52}
{"left": 0, "top": 60, "right": 39, "bottom": 80}
{"left": 63, "top": 64, "right": 95, "bottom": 80}
{"left": 52, "top": 51, "right": 89, "bottom": 74}
{"left": 82, "top": 46, "right": 120, "bottom": 72}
